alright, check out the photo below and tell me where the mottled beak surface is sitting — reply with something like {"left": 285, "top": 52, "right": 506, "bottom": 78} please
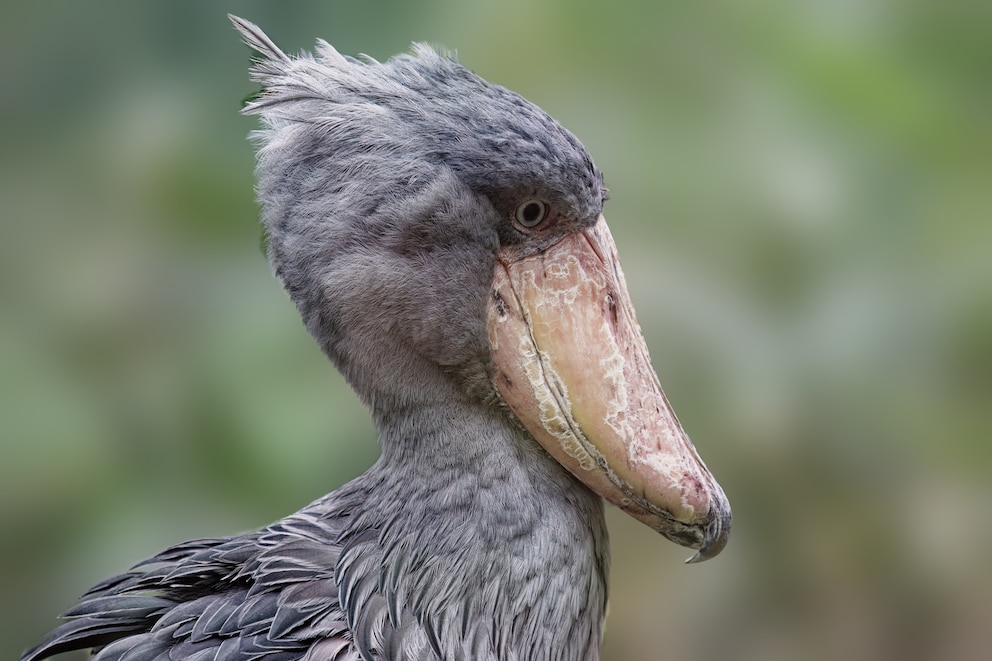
{"left": 489, "top": 216, "right": 730, "bottom": 562}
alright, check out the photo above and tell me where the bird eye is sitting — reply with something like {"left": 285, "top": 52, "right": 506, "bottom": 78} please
{"left": 515, "top": 200, "right": 548, "bottom": 228}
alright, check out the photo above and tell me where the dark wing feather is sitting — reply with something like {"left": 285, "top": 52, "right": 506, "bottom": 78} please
{"left": 20, "top": 511, "right": 367, "bottom": 661}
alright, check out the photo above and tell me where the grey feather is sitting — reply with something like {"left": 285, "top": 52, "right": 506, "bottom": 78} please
{"left": 22, "top": 15, "right": 611, "bottom": 661}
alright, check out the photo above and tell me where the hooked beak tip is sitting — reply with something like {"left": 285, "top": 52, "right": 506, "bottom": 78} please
{"left": 684, "top": 494, "right": 732, "bottom": 564}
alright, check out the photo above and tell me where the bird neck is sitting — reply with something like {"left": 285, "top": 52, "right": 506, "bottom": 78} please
{"left": 337, "top": 396, "right": 610, "bottom": 659}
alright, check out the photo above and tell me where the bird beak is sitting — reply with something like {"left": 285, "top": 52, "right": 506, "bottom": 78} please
{"left": 488, "top": 215, "right": 730, "bottom": 562}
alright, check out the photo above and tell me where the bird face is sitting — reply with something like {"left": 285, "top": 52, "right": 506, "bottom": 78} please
{"left": 237, "top": 18, "right": 729, "bottom": 561}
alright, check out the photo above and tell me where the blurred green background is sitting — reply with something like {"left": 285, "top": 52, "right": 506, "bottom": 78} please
{"left": 2, "top": 1, "right": 990, "bottom": 660}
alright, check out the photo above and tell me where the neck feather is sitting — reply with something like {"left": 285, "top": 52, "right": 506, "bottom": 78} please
{"left": 329, "top": 397, "right": 610, "bottom": 659}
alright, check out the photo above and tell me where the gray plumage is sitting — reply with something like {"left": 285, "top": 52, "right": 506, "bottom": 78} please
{"left": 22, "top": 16, "right": 614, "bottom": 661}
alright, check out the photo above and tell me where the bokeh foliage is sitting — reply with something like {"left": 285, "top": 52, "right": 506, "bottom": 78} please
{"left": 2, "top": 1, "right": 990, "bottom": 660}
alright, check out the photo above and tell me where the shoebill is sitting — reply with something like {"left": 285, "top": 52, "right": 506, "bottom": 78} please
{"left": 22, "top": 15, "right": 730, "bottom": 661}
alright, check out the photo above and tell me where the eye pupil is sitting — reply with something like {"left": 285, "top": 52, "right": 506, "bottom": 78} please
{"left": 515, "top": 200, "right": 547, "bottom": 228}
{"left": 523, "top": 203, "right": 541, "bottom": 222}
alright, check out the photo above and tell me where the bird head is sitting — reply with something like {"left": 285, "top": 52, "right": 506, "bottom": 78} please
{"left": 232, "top": 15, "right": 729, "bottom": 562}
